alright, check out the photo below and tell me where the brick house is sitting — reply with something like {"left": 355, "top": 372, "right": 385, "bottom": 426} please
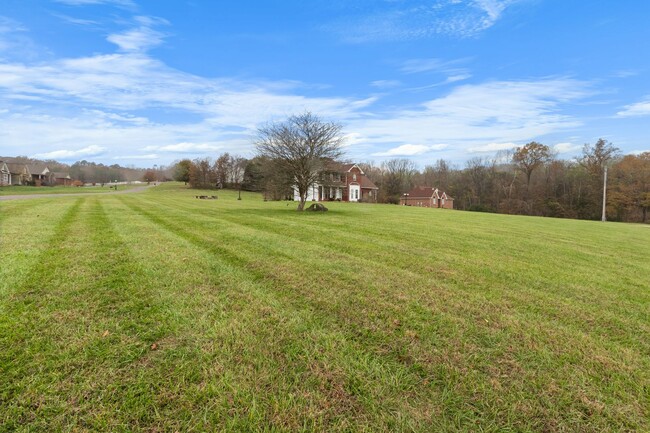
{"left": 400, "top": 186, "right": 454, "bottom": 209}
{"left": 51, "top": 172, "right": 73, "bottom": 186}
{"left": 294, "top": 163, "right": 379, "bottom": 203}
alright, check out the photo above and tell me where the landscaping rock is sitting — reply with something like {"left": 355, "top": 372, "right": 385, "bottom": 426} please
{"left": 306, "top": 203, "right": 328, "bottom": 212}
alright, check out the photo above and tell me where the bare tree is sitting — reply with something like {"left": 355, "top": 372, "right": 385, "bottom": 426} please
{"left": 189, "top": 157, "right": 215, "bottom": 189}
{"left": 255, "top": 112, "right": 344, "bottom": 211}
{"left": 231, "top": 156, "right": 247, "bottom": 199}
{"left": 381, "top": 159, "right": 417, "bottom": 203}
{"left": 214, "top": 153, "right": 232, "bottom": 188}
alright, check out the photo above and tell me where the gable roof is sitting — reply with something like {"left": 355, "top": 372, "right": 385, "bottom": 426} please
{"left": 0, "top": 161, "right": 8, "bottom": 173}
{"left": 25, "top": 164, "right": 49, "bottom": 175}
{"left": 5, "top": 162, "right": 26, "bottom": 175}
{"left": 322, "top": 161, "right": 367, "bottom": 175}
{"left": 359, "top": 175, "right": 378, "bottom": 189}
{"left": 343, "top": 163, "right": 365, "bottom": 175}
{"left": 404, "top": 186, "right": 454, "bottom": 200}
{"left": 405, "top": 186, "right": 438, "bottom": 198}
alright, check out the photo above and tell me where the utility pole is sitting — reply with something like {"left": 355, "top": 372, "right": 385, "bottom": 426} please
{"left": 601, "top": 166, "right": 608, "bottom": 222}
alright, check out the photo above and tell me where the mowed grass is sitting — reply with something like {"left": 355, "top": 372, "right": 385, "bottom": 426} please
{"left": 1, "top": 182, "right": 648, "bottom": 432}
{"left": 0, "top": 184, "right": 142, "bottom": 196}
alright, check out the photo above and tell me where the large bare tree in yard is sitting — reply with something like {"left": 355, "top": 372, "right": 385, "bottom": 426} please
{"left": 255, "top": 112, "right": 344, "bottom": 211}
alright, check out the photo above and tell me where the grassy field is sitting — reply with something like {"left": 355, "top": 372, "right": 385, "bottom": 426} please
{"left": 0, "top": 184, "right": 142, "bottom": 196}
{"left": 1, "top": 182, "right": 648, "bottom": 432}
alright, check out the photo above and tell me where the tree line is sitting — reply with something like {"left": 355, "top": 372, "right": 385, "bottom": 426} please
{"left": 174, "top": 136, "right": 649, "bottom": 223}
{"left": 353, "top": 139, "right": 648, "bottom": 223}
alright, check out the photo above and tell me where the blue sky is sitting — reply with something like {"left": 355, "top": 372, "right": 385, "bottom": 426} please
{"left": 0, "top": 0, "right": 649, "bottom": 167}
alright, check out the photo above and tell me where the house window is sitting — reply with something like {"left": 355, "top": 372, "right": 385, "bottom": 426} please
{"left": 353, "top": 174, "right": 357, "bottom": 181}
{"left": 442, "top": 199, "right": 445, "bottom": 206}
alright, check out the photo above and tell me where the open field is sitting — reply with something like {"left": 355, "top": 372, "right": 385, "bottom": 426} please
{"left": 1, "top": 182, "right": 648, "bottom": 432}
{"left": 0, "top": 184, "right": 142, "bottom": 196}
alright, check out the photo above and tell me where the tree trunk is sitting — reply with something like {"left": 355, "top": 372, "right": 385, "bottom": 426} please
{"left": 297, "top": 191, "right": 307, "bottom": 211}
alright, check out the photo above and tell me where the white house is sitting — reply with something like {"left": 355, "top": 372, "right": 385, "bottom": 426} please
{"left": 293, "top": 163, "right": 378, "bottom": 203}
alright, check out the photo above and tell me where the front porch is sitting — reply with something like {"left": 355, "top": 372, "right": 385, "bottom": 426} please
{"left": 318, "top": 185, "right": 343, "bottom": 201}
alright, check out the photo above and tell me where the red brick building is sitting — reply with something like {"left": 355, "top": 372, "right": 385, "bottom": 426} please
{"left": 51, "top": 172, "right": 73, "bottom": 186}
{"left": 400, "top": 186, "right": 454, "bottom": 209}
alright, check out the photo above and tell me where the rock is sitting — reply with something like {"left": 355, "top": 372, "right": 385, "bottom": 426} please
{"left": 306, "top": 203, "right": 328, "bottom": 212}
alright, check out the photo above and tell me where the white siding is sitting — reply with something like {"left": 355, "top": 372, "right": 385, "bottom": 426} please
{"left": 294, "top": 183, "right": 320, "bottom": 201}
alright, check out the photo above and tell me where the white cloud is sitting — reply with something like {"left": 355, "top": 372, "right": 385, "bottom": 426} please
{"left": 468, "top": 142, "right": 517, "bottom": 153}
{"left": 150, "top": 142, "right": 223, "bottom": 153}
{"left": 617, "top": 98, "right": 650, "bottom": 117}
{"left": 32, "top": 145, "right": 105, "bottom": 159}
{"left": 106, "top": 16, "right": 168, "bottom": 52}
{"left": 613, "top": 69, "right": 638, "bottom": 78}
{"left": 54, "top": 0, "right": 135, "bottom": 8}
{"left": 370, "top": 80, "right": 402, "bottom": 89}
{"left": 113, "top": 153, "right": 159, "bottom": 160}
{"left": 400, "top": 57, "right": 472, "bottom": 89}
{"left": 374, "top": 143, "right": 448, "bottom": 156}
{"left": 0, "top": 16, "right": 26, "bottom": 34}
{"left": 400, "top": 57, "right": 471, "bottom": 75}
{"left": 350, "top": 78, "right": 589, "bottom": 159}
{"left": 553, "top": 142, "right": 581, "bottom": 154}
{"left": 329, "top": 0, "right": 520, "bottom": 43}
{"left": 52, "top": 14, "right": 99, "bottom": 26}
{"left": 0, "top": 9, "right": 590, "bottom": 166}
{"left": 0, "top": 16, "right": 43, "bottom": 60}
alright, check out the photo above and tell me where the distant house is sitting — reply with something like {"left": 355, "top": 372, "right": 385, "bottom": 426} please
{"left": 400, "top": 186, "right": 454, "bottom": 209}
{"left": 51, "top": 172, "right": 72, "bottom": 186}
{"left": 5, "top": 162, "right": 29, "bottom": 185}
{"left": 0, "top": 161, "right": 10, "bottom": 186}
{"left": 294, "top": 163, "right": 379, "bottom": 203}
{"left": 1, "top": 161, "right": 53, "bottom": 186}
{"left": 25, "top": 164, "right": 51, "bottom": 186}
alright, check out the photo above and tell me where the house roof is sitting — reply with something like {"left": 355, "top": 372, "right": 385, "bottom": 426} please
{"left": 404, "top": 186, "right": 453, "bottom": 200}
{"left": 320, "top": 161, "right": 377, "bottom": 188}
{"left": 359, "top": 175, "right": 378, "bottom": 189}
{"left": 25, "top": 164, "right": 49, "bottom": 175}
{"left": 405, "top": 186, "right": 438, "bottom": 198}
{"left": 52, "top": 172, "right": 71, "bottom": 179}
{"left": 342, "top": 163, "right": 365, "bottom": 174}
{"left": 5, "top": 163, "right": 26, "bottom": 174}
{"left": 323, "top": 161, "right": 366, "bottom": 175}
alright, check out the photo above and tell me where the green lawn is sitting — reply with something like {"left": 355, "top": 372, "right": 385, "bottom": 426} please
{"left": 1, "top": 182, "right": 648, "bottom": 432}
{"left": 0, "top": 184, "right": 142, "bottom": 195}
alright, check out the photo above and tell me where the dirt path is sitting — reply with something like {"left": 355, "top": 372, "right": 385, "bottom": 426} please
{"left": 0, "top": 184, "right": 156, "bottom": 201}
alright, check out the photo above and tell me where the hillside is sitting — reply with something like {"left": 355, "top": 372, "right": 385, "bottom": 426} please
{"left": 1, "top": 183, "right": 648, "bottom": 432}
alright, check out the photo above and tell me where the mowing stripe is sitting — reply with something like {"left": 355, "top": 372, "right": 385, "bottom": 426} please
{"left": 121, "top": 196, "right": 650, "bottom": 356}
{"left": 0, "top": 198, "right": 174, "bottom": 431}
{"left": 117, "top": 194, "right": 650, "bottom": 431}
{"left": 113, "top": 197, "right": 454, "bottom": 430}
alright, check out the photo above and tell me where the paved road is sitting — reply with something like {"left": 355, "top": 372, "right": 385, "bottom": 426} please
{"left": 0, "top": 184, "right": 156, "bottom": 201}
